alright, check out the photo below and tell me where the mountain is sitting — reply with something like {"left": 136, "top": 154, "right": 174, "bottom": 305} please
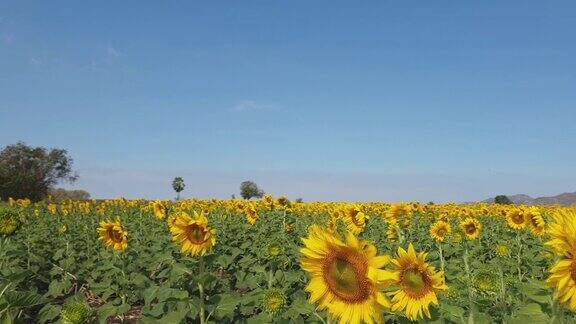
{"left": 482, "top": 192, "right": 576, "bottom": 206}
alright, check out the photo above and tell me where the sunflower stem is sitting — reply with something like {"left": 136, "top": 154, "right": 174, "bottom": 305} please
{"left": 516, "top": 232, "right": 523, "bottom": 281}
{"left": 268, "top": 264, "right": 274, "bottom": 289}
{"left": 463, "top": 246, "right": 474, "bottom": 324}
{"left": 198, "top": 256, "right": 206, "bottom": 324}
{"left": 437, "top": 242, "right": 445, "bottom": 273}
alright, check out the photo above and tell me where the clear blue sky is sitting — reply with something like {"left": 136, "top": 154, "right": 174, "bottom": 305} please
{"left": 1, "top": 1, "right": 575, "bottom": 202}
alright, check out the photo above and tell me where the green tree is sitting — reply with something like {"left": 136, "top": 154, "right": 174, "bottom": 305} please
{"left": 494, "top": 195, "right": 513, "bottom": 205}
{"left": 0, "top": 142, "right": 78, "bottom": 201}
{"left": 48, "top": 188, "right": 91, "bottom": 202}
{"left": 240, "top": 181, "right": 264, "bottom": 200}
{"left": 172, "top": 177, "right": 185, "bottom": 201}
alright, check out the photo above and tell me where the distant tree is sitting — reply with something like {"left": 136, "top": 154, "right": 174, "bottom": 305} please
{"left": 172, "top": 177, "right": 185, "bottom": 201}
{"left": 494, "top": 195, "right": 513, "bottom": 205}
{"left": 0, "top": 142, "right": 78, "bottom": 202}
{"left": 295, "top": 198, "right": 303, "bottom": 203}
{"left": 48, "top": 188, "right": 91, "bottom": 202}
{"left": 240, "top": 181, "right": 264, "bottom": 200}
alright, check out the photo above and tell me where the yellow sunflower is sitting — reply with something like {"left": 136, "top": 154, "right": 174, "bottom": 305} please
{"left": 245, "top": 204, "right": 259, "bottom": 225}
{"left": 460, "top": 217, "right": 481, "bottom": 240}
{"left": 170, "top": 211, "right": 216, "bottom": 256}
{"left": 97, "top": 219, "right": 128, "bottom": 252}
{"left": 525, "top": 207, "right": 545, "bottom": 236}
{"left": 546, "top": 255, "right": 576, "bottom": 311}
{"left": 506, "top": 209, "right": 526, "bottom": 230}
{"left": 342, "top": 205, "right": 367, "bottom": 235}
{"left": 430, "top": 221, "right": 451, "bottom": 242}
{"left": 300, "top": 225, "right": 396, "bottom": 323}
{"left": 546, "top": 209, "right": 576, "bottom": 257}
{"left": 152, "top": 201, "right": 166, "bottom": 220}
{"left": 389, "top": 244, "right": 448, "bottom": 321}
{"left": 545, "top": 209, "right": 576, "bottom": 310}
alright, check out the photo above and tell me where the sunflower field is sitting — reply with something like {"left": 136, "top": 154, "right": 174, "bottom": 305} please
{"left": 1, "top": 196, "right": 576, "bottom": 323}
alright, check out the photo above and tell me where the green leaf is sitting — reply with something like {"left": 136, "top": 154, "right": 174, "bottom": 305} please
{"left": 213, "top": 294, "right": 239, "bottom": 319}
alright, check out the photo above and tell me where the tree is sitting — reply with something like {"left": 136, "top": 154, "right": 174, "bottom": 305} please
{"left": 48, "top": 188, "right": 91, "bottom": 202}
{"left": 0, "top": 142, "right": 78, "bottom": 201}
{"left": 494, "top": 195, "right": 512, "bottom": 205}
{"left": 172, "top": 177, "right": 185, "bottom": 201}
{"left": 240, "top": 181, "right": 264, "bottom": 200}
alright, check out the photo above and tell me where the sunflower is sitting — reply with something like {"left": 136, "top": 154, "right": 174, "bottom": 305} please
{"left": 170, "top": 211, "right": 216, "bottom": 256}
{"left": 300, "top": 225, "right": 396, "bottom": 323}
{"left": 245, "top": 204, "right": 259, "bottom": 225}
{"left": 262, "top": 289, "right": 286, "bottom": 315}
{"left": 506, "top": 209, "right": 526, "bottom": 230}
{"left": 276, "top": 196, "right": 289, "bottom": 208}
{"left": 525, "top": 207, "right": 545, "bottom": 236}
{"left": 262, "top": 194, "right": 274, "bottom": 207}
{"left": 97, "top": 219, "right": 128, "bottom": 252}
{"left": 61, "top": 299, "right": 90, "bottom": 324}
{"left": 545, "top": 210, "right": 576, "bottom": 310}
{"left": 0, "top": 217, "right": 18, "bottom": 236}
{"left": 430, "top": 221, "right": 451, "bottom": 242}
{"left": 342, "top": 205, "right": 367, "bottom": 234}
{"left": 267, "top": 242, "right": 282, "bottom": 257}
{"left": 152, "top": 201, "right": 166, "bottom": 220}
{"left": 460, "top": 217, "right": 481, "bottom": 240}
{"left": 495, "top": 244, "right": 509, "bottom": 257}
{"left": 546, "top": 209, "right": 576, "bottom": 257}
{"left": 472, "top": 268, "right": 499, "bottom": 295}
{"left": 386, "top": 225, "right": 399, "bottom": 242}
{"left": 389, "top": 244, "right": 448, "bottom": 321}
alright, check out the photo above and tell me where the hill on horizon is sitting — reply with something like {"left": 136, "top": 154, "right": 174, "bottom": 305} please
{"left": 483, "top": 191, "right": 576, "bottom": 206}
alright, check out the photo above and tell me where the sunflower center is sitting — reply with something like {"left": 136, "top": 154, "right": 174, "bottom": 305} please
{"left": 465, "top": 224, "right": 476, "bottom": 234}
{"left": 402, "top": 269, "right": 431, "bottom": 298}
{"left": 512, "top": 213, "right": 524, "bottom": 224}
{"left": 323, "top": 249, "right": 370, "bottom": 303}
{"left": 436, "top": 228, "right": 446, "bottom": 236}
{"left": 186, "top": 224, "right": 207, "bottom": 244}
{"left": 107, "top": 227, "right": 124, "bottom": 243}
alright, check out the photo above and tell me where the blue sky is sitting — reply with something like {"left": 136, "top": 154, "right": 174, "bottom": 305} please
{"left": 1, "top": 1, "right": 575, "bottom": 202}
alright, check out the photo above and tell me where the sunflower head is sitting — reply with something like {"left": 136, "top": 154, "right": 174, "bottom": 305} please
{"left": 152, "top": 201, "right": 166, "bottom": 220}
{"left": 473, "top": 268, "right": 499, "bottom": 295}
{"left": 170, "top": 210, "right": 216, "bottom": 256}
{"left": 342, "top": 205, "right": 367, "bottom": 234}
{"left": 525, "top": 207, "right": 545, "bottom": 236}
{"left": 262, "top": 289, "right": 286, "bottom": 314}
{"left": 506, "top": 209, "right": 527, "bottom": 230}
{"left": 546, "top": 209, "right": 576, "bottom": 257}
{"left": 61, "top": 298, "right": 90, "bottom": 324}
{"left": 245, "top": 204, "right": 259, "bottom": 225}
{"left": 460, "top": 217, "right": 481, "bottom": 240}
{"left": 267, "top": 242, "right": 282, "bottom": 258}
{"left": 495, "top": 244, "right": 509, "bottom": 257}
{"left": 389, "top": 244, "right": 448, "bottom": 321}
{"left": 430, "top": 221, "right": 451, "bottom": 242}
{"left": 97, "top": 219, "right": 128, "bottom": 252}
{"left": 0, "top": 216, "right": 18, "bottom": 236}
{"left": 300, "top": 225, "right": 396, "bottom": 323}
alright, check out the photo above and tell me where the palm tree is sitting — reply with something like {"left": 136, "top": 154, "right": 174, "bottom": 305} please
{"left": 172, "top": 177, "right": 185, "bottom": 201}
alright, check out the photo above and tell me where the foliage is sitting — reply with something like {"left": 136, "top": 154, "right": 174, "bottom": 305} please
{"left": 48, "top": 188, "right": 91, "bottom": 202}
{"left": 172, "top": 177, "right": 185, "bottom": 201}
{"left": 495, "top": 195, "right": 513, "bottom": 205}
{"left": 239, "top": 181, "right": 264, "bottom": 200}
{"left": 0, "top": 199, "right": 575, "bottom": 323}
{"left": 0, "top": 142, "right": 77, "bottom": 202}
